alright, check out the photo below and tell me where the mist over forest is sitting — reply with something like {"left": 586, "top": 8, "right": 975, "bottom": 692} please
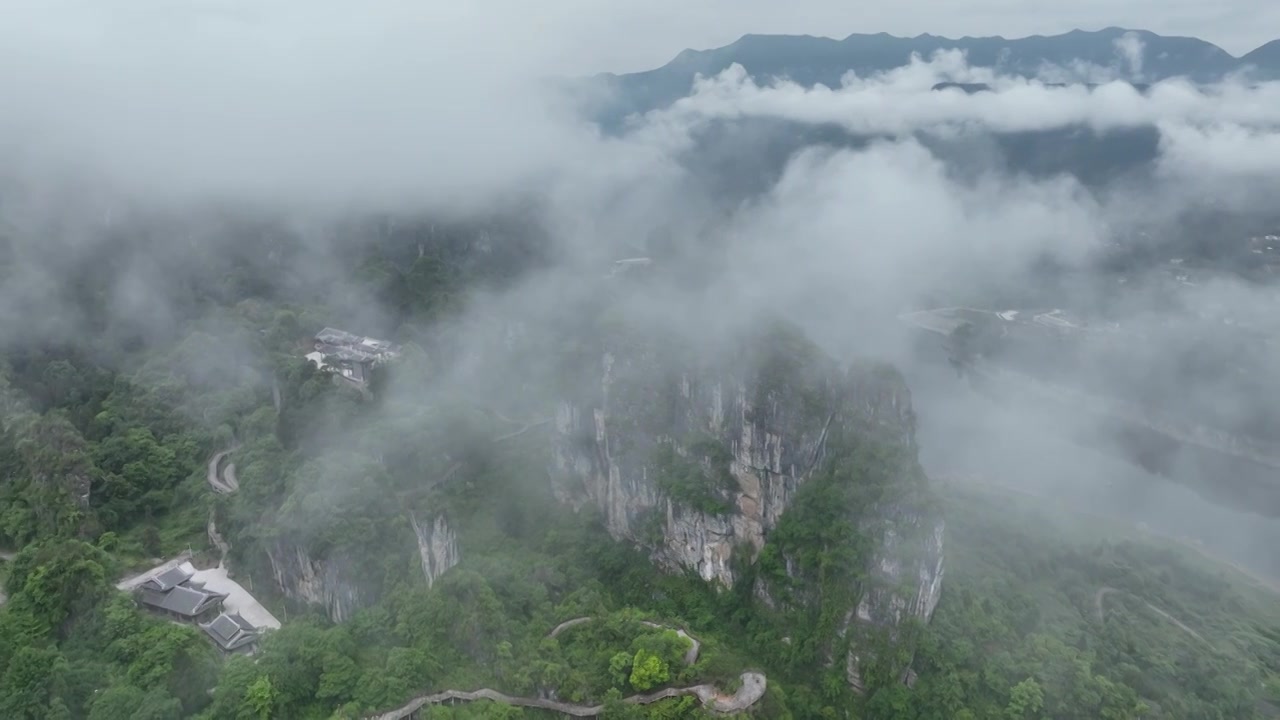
{"left": 2, "top": 3, "right": 1280, "bottom": 719}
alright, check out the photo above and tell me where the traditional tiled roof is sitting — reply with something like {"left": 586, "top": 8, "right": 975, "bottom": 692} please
{"left": 316, "top": 327, "right": 363, "bottom": 346}
{"left": 142, "top": 563, "right": 196, "bottom": 592}
{"left": 139, "top": 584, "right": 226, "bottom": 617}
{"left": 315, "top": 328, "right": 401, "bottom": 357}
{"left": 200, "top": 612, "right": 260, "bottom": 651}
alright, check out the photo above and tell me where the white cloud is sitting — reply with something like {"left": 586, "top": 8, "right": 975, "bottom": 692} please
{"left": 0, "top": 0, "right": 617, "bottom": 216}
{"left": 1114, "top": 30, "right": 1147, "bottom": 79}
{"left": 656, "top": 54, "right": 1280, "bottom": 138}
{"left": 4, "top": 0, "right": 1280, "bottom": 336}
{"left": 1157, "top": 122, "right": 1280, "bottom": 178}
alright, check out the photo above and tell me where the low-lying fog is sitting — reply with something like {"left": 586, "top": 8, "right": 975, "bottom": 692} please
{"left": 910, "top": 360, "right": 1280, "bottom": 588}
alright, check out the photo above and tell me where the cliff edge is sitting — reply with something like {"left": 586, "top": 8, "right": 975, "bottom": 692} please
{"left": 552, "top": 321, "right": 945, "bottom": 691}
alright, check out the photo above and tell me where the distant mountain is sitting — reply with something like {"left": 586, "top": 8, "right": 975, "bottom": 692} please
{"left": 593, "top": 28, "right": 1280, "bottom": 120}
{"left": 1244, "top": 39, "right": 1280, "bottom": 66}
{"left": 931, "top": 81, "right": 1152, "bottom": 93}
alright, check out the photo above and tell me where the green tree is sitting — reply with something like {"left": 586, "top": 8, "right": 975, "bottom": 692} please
{"left": 1006, "top": 677, "right": 1044, "bottom": 719}
{"left": 0, "top": 646, "right": 69, "bottom": 719}
{"left": 5, "top": 412, "right": 96, "bottom": 540}
{"left": 610, "top": 650, "right": 633, "bottom": 689}
{"left": 628, "top": 649, "right": 669, "bottom": 692}
{"left": 6, "top": 539, "right": 113, "bottom": 636}
{"left": 88, "top": 685, "right": 183, "bottom": 720}
{"left": 601, "top": 689, "right": 646, "bottom": 720}
{"left": 243, "top": 675, "right": 277, "bottom": 720}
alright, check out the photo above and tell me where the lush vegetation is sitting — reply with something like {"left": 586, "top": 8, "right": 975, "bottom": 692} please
{"left": 0, "top": 540, "right": 220, "bottom": 719}
{"left": 899, "top": 484, "right": 1280, "bottom": 720}
{"left": 650, "top": 437, "right": 737, "bottom": 515}
{"left": 2, "top": 216, "right": 1279, "bottom": 720}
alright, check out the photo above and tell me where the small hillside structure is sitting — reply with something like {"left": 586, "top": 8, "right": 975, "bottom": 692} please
{"left": 124, "top": 557, "right": 272, "bottom": 653}
{"left": 200, "top": 611, "right": 261, "bottom": 653}
{"left": 138, "top": 567, "right": 227, "bottom": 623}
{"left": 307, "top": 327, "right": 402, "bottom": 385}
{"left": 133, "top": 560, "right": 265, "bottom": 652}
{"left": 609, "top": 257, "right": 653, "bottom": 278}
{"left": 141, "top": 563, "right": 196, "bottom": 593}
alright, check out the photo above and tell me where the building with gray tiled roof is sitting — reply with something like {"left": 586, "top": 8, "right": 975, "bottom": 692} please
{"left": 135, "top": 561, "right": 227, "bottom": 623}
{"left": 307, "top": 327, "right": 402, "bottom": 386}
{"left": 140, "top": 563, "right": 196, "bottom": 592}
{"left": 200, "top": 611, "right": 261, "bottom": 653}
{"left": 139, "top": 583, "right": 226, "bottom": 623}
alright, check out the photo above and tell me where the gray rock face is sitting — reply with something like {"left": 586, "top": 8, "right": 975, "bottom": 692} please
{"left": 267, "top": 513, "right": 460, "bottom": 622}
{"left": 843, "top": 511, "right": 946, "bottom": 693}
{"left": 266, "top": 541, "right": 372, "bottom": 623}
{"left": 552, "top": 371, "right": 812, "bottom": 586}
{"left": 410, "top": 513, "right": 460, "bottom": 589}
{"left": 553, "top": 332, "right": 945, "bottom": 690}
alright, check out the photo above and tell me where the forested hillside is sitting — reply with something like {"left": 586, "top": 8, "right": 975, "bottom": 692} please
{"left": 0, "top": 209, "right": 1276, "bottom": 720}
{"left": 9, "top": 1, "right": 1280, "bottom": 716}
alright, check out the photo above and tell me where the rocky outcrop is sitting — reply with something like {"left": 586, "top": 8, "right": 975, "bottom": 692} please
{"left": 266, "top": 541, "right": 373, "bottom": 623}
{"left": 552, "top": 361, "right": 830, "bottom": 585}
{"left": 552, "top": 324, "right": 945, "bottom": 692}
{"left": 856, "top": 518, "right": 946, "bottom": 627}
{"left": 410, "top": 513, "right": 459, "bottom": 589}
{"left": 265, "top": 512, "right": 459, "bottom": 623}
{"left": 843, "top": 510, "right": 946, "bottom": 693}
{"left": 18, "top": 412, "right": 95, "bottom": 512}
{"left": 264, "top": 507, "right": 460, "bottom": 620}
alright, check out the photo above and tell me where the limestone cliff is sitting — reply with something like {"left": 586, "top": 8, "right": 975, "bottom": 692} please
{"left": 266, "top": 541, "right": 373, "bottom": 623}
{"left": 552, "top": 322, "right": 944, "bottom": 691}
{"left": 410, "top": 512, "right": 460, "bottom": 590}
{"left": 266, "top": 513, "right": 460, "bottom": 622}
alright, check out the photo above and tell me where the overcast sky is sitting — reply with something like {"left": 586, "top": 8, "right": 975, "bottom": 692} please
{"left": 8, "top": 0, "right": 1279, "bottom": 80}
{"left": 546, "top": 0, "right": 1280, "bottom": 73}
{"left": 6, "top": 0, "right": 1278, "bottom": 215}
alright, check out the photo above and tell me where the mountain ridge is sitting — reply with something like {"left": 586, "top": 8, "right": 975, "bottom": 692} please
{"left": 1244, "top": 38, "right": 1280, "bottom": 63}
{"left": 590, "top": 27, "right": 1280, "bottom": 120}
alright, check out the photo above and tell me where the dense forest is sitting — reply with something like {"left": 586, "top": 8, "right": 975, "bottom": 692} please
{"left": 0, "top": 211, "right": 1278, "bottom": 720}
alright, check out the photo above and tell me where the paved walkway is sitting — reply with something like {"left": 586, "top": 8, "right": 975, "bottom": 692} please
{"left": 370, "top": 616, "right": 762, "bottom": 719}
{"left": 206, "top": 447, "right": 239, "bottom": 494}
{"left": 550, "top": 617, "right": 701, "bottom": 666}
{"left": 367, "top": 672, "right": 766, "bottom": 720}
{"left": 208, "top": 509, "right": 231, "bottom": 566}
{"left": 189, "top": 565, "right": 281, "bottom": 630}
{"left": 114, "top": 553, "right": 280, "bottom": 631}
{"left": 1095, "top": 586, "right": 1210, "bottom": 647}
{"left": 0, "top": 550, "right": 11, "bottom": 607}
{"left": 115, "top": 551, "right": 194, "bottom": 592}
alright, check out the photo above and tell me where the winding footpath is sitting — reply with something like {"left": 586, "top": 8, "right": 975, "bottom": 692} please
{"left": 486, "top": 410, "right": 553, "bottom": 445}
{"left": 549, "top": 617, "right": 702, "bottom": 667}
{"left": 206, "top": 447, "right": 239, "bottom": 495}
{"left": 1094, "top": 586, "right": 1211, "bottom": 647}
{"left": 0, "top": 549, "right": 15, "bottom": 607}
{"left": 492, "top": 418, "right": 552, "bottom": 444}
{"left": 223, "top": 461, "right": 240, "bottom": 492}
{"left": 368, "top": 617, "right": 765, "bottom": 719}
{"left": 204, "top": 447, "right": 237, "bottom": 566}
{"left": 208, "top": 508, "right": 231, "bottom": 568}
{"left": 368, "top": 672, "right": 766, "bottom": 720}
